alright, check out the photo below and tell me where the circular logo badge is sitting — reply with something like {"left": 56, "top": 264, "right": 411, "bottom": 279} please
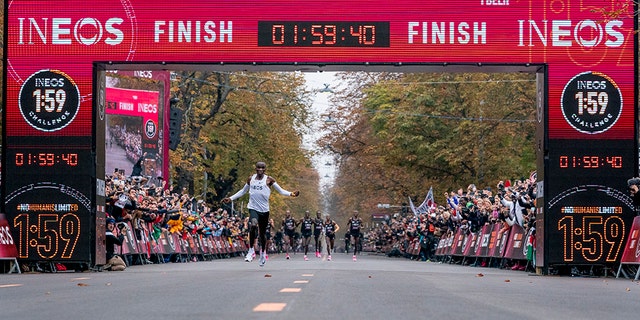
{"left": 145, "top": 119, "right": 157, "bottom": 139}
{"left": 561, "top": 71, "right": 622, "bottom": 134}
{"left": 18, "top": 70, "right": 81, "bottom": 132}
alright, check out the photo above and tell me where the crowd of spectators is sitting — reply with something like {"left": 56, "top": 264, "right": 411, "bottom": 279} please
{"left": 104, "top": 167, "right": 537, "bottom": 271}
{"left": 360, "top": 177, "right": 537, "bottom": 268}
{"left": 104, "top": 168, "right": 322, "bottom": 268}
{"left": 105, "top": 170, "right": 248, "bottom": 262}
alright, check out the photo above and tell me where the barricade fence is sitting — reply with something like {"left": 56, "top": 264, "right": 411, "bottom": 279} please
{"left": 5, "top": 218, "right": 640, "bottom": 274}
{"left": 0, "top": 214, "right": 21, "bottom": 273}
{"left": 616, "top": 216, "right": 640, "bottom": 280}
{"left": 388, "top": 224, "right": 535, "bottom": 271}
{"left": 114, "top": 221, "right": 248, "bottom": 266}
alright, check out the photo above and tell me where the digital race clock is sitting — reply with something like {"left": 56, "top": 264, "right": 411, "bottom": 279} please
{"left": 548, "top": 139, "right": 633, "bottom": 177}
{"left": 546, "top": 139, "right": 635, "bottom": 265}
{"left": 5, "top": 147, "right": 92, "bottom": 174}
{"left": 4, "top": 65, "right": 96, "bottom": 263}
{"left": 15, "top": 152, "right": 79, "bottom": 167}
{"left": 258, "top": 21, "right": 390, "bottom": 47}
{"left": 558, "top": 155, "right": 623, "bottom": 169}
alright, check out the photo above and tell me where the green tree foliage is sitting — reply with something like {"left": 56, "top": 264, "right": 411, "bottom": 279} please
{"left": 321, "top": 72, "right": 537, "bottom": 224}
{"left": 169, "top": 71, "right": 320, "bottom": 221}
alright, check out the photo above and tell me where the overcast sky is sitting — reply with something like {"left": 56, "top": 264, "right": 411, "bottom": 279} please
{"left": 303, "top": 71, "right": 337, "bottom": 187}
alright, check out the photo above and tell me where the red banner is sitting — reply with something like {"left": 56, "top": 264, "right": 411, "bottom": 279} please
{"left": 474, "top": 224, "right": 492, "bottom": 258}
{"left": 158, "top": 231, "right": 175, "bottom": 253}
{"left": 0, "top": 215, "right": 19, "bottom": 259}
{"left": 117, "top": 222, "right": 139, "bottom": 255}
{"left": 450, "top": 229, "right": 467, "bottom": 256}
{"left": 504, "top": 224, "right": 527, "bottom": 260}
{"left": 462, "top": 232, "right": 478, "bottom": 257}
{"left": 435, "top": 235, "right": 448, "bottom": 256}
{"left": 619, "top": 216, "right": 640, "bottom": 264}
{"left": 5, "top": 1, "right": 635, "bottom": 140}
{"left": 488, "top": 223, "right": 510, "bottom": 258}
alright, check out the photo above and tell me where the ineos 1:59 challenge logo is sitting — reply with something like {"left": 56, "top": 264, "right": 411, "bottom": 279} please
{"left": 145, "top": 119, "right": 157, "bottom": 139}
{"left": 561, "top": 71, "right": 622, "bottom": 135}
{"left": 18, "top": 70, "right": 80, "bottom": 132}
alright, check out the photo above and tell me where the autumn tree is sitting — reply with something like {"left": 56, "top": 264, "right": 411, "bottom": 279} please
{"left": 169, "top": 71, "right": 320, "bottom": 221}
{"left": 320, "top": 72, "right": 537, "bottom": 225}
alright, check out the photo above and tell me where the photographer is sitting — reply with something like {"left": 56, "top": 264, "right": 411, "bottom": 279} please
{"left": 105, "top": 217, "right": 126, "bottom": 271}
{"left": 627, "top": 177, "right": 640, "bottom": 208}
{"left": 500, "top": 188, "right": 525, "bottom": 228}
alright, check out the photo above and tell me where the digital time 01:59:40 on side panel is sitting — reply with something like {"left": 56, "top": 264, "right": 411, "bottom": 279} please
{"left": 558, "top": 155, "right": 623, "bottom": 169}
{"left": 15, "top": 152, "right": 79, "bottom": 167}
{"left": 6, "top": 149, "right": 91, "bottom": 173}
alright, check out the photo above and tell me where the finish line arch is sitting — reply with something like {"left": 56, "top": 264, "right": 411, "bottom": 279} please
{"left": 2, "top": 0, "right": 636, "bottom": 272}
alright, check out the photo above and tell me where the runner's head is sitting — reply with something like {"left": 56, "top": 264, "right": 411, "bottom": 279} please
{"left": 255, "top": 161, "right": 266, "bottom": 176}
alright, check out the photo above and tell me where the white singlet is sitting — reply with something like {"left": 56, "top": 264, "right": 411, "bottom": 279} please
{"left": 229, "top": 174, "right": 293, "bottom": 213}
{"left": 248, "top": 174, "right": 270, "bottom": 212}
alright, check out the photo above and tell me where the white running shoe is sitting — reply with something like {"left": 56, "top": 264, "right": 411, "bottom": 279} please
{"left": 286, "top": 254, "right": 290, "bottom": 260}
{"left": 328, "top": 255, "right": 332, "bottom": 261}
{"left": 259, "top": 251, "right": 266, "bottom": 267}
{"left": 353, "top": 255, "right": 357, "bottom": 262}
{"left": 304, "top": 255, "right": 308, "bottom": 261}
{"left": 245, "top": 248, "right": 255, "bottom": 262}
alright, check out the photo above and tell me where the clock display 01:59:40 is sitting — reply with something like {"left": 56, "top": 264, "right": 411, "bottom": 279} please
{"left": 558, "top": 155, "right": 622, "bottom": 169}
{"left": 258, "top": 21, "right": 390, "bottom": 47}
{"left": 15, "top": 152, "right": 79, "bottom": 167}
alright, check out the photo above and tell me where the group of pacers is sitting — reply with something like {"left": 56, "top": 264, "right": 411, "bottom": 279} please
{"left": 223, "top": 161, "right": 364, "bottom": 267}
{"left": 278, "top": 209, "right": 362, "bottom": 261}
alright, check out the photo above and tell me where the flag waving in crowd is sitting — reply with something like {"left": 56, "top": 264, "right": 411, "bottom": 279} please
{"left": 409, "top": 187, "right": 437, "bottom": 216}
{"left": 408, "top": 197, "right": 418, "bottom": 216}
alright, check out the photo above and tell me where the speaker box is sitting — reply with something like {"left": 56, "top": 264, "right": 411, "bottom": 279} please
{"left": 168, "top": 107, "right": 183, "bottom": 150}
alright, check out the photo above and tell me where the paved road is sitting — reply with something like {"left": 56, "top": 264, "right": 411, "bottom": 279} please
{"left": 1, "top": 253, "right": 639, "bottom": 320}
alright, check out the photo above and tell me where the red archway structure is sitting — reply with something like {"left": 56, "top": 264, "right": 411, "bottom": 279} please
{"left": 2, "top": 0, "right": 636, "bottom": 272}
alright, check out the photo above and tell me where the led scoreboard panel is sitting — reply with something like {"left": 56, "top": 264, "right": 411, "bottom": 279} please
{"left": 3, "top": 1, "right": 636, "bottom": 268}
{"left": 547, "top": 139, "right": 635, "bottom": 264}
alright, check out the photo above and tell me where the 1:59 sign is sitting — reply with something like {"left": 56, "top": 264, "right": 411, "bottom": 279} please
{"left": 4, "top": 181, "right": 91, "bottom": 261}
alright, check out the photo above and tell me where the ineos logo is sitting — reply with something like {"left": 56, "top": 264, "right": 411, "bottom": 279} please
{"left": 145, "top": 119, "right": 157, "bottom": 139}
{"left": 17, "top": 17, "right": 125, "bottom": 46}
{"left": 518, "top": 19, "right": 624, "bottom": 48}
{"left": 561, "top": 71, "right": 622, "bottom": 135}
{"left": 19, "top": 70, "right": 80, "bottom": 132}
{"left": 12, "top": 0, "right": 138, "bottom": 60}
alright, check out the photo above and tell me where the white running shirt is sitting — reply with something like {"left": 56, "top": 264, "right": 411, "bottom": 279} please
{"left": 229, "top": 174, "right": 293, "bottom": 212}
